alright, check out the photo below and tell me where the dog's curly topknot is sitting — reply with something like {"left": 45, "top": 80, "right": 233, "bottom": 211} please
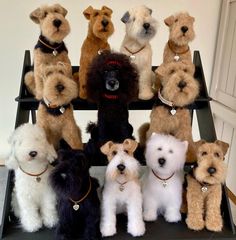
{"left": 86, "top": 51, "right": 139, "bottom": 103}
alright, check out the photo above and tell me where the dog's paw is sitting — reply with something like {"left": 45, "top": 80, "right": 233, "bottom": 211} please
{"left": 100, "top": 224, "right": 116, "bottom": 237}
{"left": 205, "top": 216, "right": 223, "bottom": 232}
{"left": 143, "top": 210, "right": 157, "bottom": 222}
{"left": 128, "top": 220, "right": 145, "bottom": 237}
{"left": 138, "top": 91, "right": 154, "bottom": 100}
{"left": 186, "top": 216, "right": 204, "bottom": 231}
{"left": 21, "top": 216, "right": 43, "bottom": 232}
{"left": 43, "top": 212, "right": 58, "bottom": 228}
{"left": 164, "top": 211, "right": 181, "bottom": 223}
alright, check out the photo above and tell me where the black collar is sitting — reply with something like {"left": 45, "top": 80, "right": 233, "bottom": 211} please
{"left": 35, "top": 35, "right": 68, "bottom": 55}
{"left": 40, "top": 100, "right": 70, "bottom": 116}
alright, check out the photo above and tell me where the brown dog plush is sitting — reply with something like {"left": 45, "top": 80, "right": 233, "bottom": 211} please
{"left": 36, "top": 64, "right": 83, "bottom": 150}
{"left": 186, "top": 140, "right": 229, "bottom": 232}
{"left": 163, "top": 12, "right": 195, "bottom": 63}
{"left": 78, "top": 6, "right": 114, "bottom": 99}
{"left": 24, "top": 4, "right": 72, "bottom": 100}
{"left": 140, "top": 60, "right": 199, "bottom": 162}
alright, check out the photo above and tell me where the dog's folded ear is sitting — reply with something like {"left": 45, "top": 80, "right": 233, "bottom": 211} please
{"left": 194, "top": 139, "right": 206, "bottom": 151}
{"left": 54, "top": 3, "right": 68, "bottom": 17}
{"left": 100, "top": 141, "right": 114, "bottom": 156}
{"left": 123, "top": 139, "right": 138, "bottom": 154}
{"left": 215, "top": 140, "right": 229, "bottom": 157}
{"left": 147, "top": 7, "right": 152, "bottom": 15}
{"left": 101, "top": 6, "right": 113, "bottom": 15}
{"left": 121, "top": 11, "right": 130, "bottom": 23}
{"left": 30, "top": 7, "right": 43, "bottom": 24}
{"left": 155, "top": 63, "right": 166, "bottom": 79}
{"left": 164, "top": 15, "right": 175, "bottom": 27}
{"left": 83, "top": 6, "right": 94, "bottom": 20}
{"left": 5, "top": 134, "right": 18, "bottom": 170}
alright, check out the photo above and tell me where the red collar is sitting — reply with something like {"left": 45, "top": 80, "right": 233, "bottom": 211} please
{"left": 103, "top": 94, "right": 119, "bottom": 100}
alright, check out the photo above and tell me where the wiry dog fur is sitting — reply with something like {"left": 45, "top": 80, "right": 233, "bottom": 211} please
{"left": 85, "top": 51, "right": 138, "bottom": 165}
{"left": 24, "top": 4, "right": 72, "bottom": 99}
{"left": 120, "top": 5, "right": 157, "bottom": 100}
{"left": 6, "top": 123, "right": 58, "bottom": 232}
{"left": 78, "top": 5, "right": 114, "bottom": 99}
{"left": 186, "top": 140, "right": 229, "bottom": 232}
{"left": 163, "top": 12, "right": 195, "bottom": 63}
{"left": 100, "top": 139, "right": 145, "bottom": 237}
{"left": 141, "top": 61, "right": 199, "bottom": 162}
{"left": 142, "top": 133, "right": 188, "bottom": 223}
{"left": 50, "top": 149, "right": 101, "bottom": 240}
{"left": 36, "top": 64, "right": 83, "bottom": 150}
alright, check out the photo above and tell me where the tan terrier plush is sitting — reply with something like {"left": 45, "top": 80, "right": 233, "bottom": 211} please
{"left": 25, "top": 4, "right": 72, "bottom": 100}
{"left": 186, "top": 140, "right": 229, "bottom": 232}
{"left": 36, "top": 64, "right": 83, "bottom": 150}
{"left": 163, "top": 12, "right": 195, "bottom": 63}
{"left": 78, "top": 6, "right": 114, "bottom": 99}
{"left": 140, "top": 60, "right": 199, "bottom": 162}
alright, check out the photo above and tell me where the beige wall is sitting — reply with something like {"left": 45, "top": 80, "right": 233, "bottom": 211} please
{"left": 0, "top": 0, "right": 221, "bottom": 157}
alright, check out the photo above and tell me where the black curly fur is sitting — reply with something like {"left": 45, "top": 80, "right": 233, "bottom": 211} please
{"left": 85, "top": 51, "right": 139, "bottom": 165}
{"left": 50, "top": 149, "right": 101, "bottom": 240}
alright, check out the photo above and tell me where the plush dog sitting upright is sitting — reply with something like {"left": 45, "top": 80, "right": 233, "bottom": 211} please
{"left": 142, "top": 60, "right": 199, "bottom": 162}
{"left": 24, "top": 4, "right": 72, "bottom": 99}
{"left": 6, "top": 123, "right": 58, "bottom": 232}
{"left": 186, "top": 140, "right": 229, "bottom": 232}
{"left": 78, "top": 5, "right": 114, "bottom": 99}
{"left": 142, "top": 133, "right": 188, "bottom": 223}
{"left": 50, "top": 149, "right": 101, "bottom": 240}
{"left": 120, "top": 5, "right": 157, "bottom": 100}
{"left": 163, "top": 12, "right": 195, "bottom": 63}
{"left": 85, "top": 51, "right": 138, "bottom": 165}
{"left": 36, "top": 64, "right": 83, "bottom": 150}
{"left": 100, "top": 139, "right": 145, "bottom": 237}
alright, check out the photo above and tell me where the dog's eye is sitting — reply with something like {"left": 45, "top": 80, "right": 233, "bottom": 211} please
{"left": 46, "top": 71, "right": 53, "bottom": 76}
{"left": 169, "top": 149, "right": 173, "bottom": 154}
{"left": 169, "top": 69, "right": 175, "bottom": 75}
{"left": 157, "top": 147, "right": 162, "bottom": 151}
{"left": 124, "top": 150, "right": 129, "bottom": 154}
{"left": 175, "top": 19, "right": 178, "bottom": 23}
{"left": 104, "top": 13, "right": 109, "bottom": 17}
{"left": 183, "top": 68, "right": 188, "bottom": 72}
{"left": 201, "top": 151, "right": 207, "bottom": 156}
{"left": 94, "top": 12, "right": 99, "bottom": 17}
{"left": 133, "top": 17, "right": 136, "bottom": 22}
{"left": 214, "top": 152, "right": 220, "bottom": 158}
{"left": 44, "top": 11, "right": 48, "bottom": 18}
{"left": 58, "top": 70, "right": 64, "bottom": 74}
{"left": 112, "top": 150, "right": 117, "bottom": 156}
{"left": 54, "top": 9, "right": 59, "bottom": 13}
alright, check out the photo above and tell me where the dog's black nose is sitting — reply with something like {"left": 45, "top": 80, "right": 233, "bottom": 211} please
{"left": 108, "top": 80, "right": 116, "bottom": 87}
{"left": 29, "top": 151, "right": 37, "bottom": 158}
{"left": 143, "top": 23, "right": 150, "bottom": 30}
{"left": 56, "top": 84, "right": 65, "bottom": 92}
{"left": 117, "top": 164, "right": 126, "bottom": 172}
{"left": 158, "top": 158, "right": 166, "bottom": 166}
{"left": 102, "top": 19, "right": 109, "bottom": 27}
{"left": 178, "top": 80, "right": 187, "bottom": 89}
{"left": 207, "top": 167, "right": 216, "bottom": 174}
{"left": 53, "top": 19, "right": 62, "bottom": 28}
{"left": 181, "top": 26, "right": 188, "bottom": 33}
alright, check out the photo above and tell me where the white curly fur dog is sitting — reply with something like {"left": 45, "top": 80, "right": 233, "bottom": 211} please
{"left": 6, "top": 123, "right": 58, "bottom": 232}
{"left": 100, "top": 139, "right": 145, "bottom": 237}
{"left": 142, "top": 133, "right": 188, "bottom": 223}
{"left": 120, "top": 5, "right": 157, "bottom": 100}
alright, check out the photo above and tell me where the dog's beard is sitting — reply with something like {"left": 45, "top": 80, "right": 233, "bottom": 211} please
{"left": 139, "top": 26, "right": 156, "bottom": 40}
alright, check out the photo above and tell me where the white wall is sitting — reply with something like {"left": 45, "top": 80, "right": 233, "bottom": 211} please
{"left": 0, "top": 0, "right": 221, "bottom": 157}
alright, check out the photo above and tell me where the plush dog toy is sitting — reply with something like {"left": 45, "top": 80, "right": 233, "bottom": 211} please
{"left": 100, "top": 139, "right": 145, "bottom": 237}
{"left": 6, "top": 123, "right": 58, "bottom": 232}
{"left": 163, "top": 12, "right": 195, "bottom": 63}
{"left": 142, "top": 133, "right": 188, "bottom": 222}
{"left": 186, "top": 140, "right": 229, "bottom": 232}
{"left": 140, "top": 60, "right": 199, "bottom": 162}
{"left": 120, "top": 5, "right": 157, "bottom": 100}
{"left": 36, "top": 64, "right": 83, "bottom": 150}
{"left": 50, "top": 149, "right": 101, "bottom": 239}
{"left": 77, "top": 5, "right": 114, "bottom": 99}
{"left": 24, "top": 4, "right": 72, "bottom": 100}
{"left": 85, "top": 51, "right": 138, "bottom": 165}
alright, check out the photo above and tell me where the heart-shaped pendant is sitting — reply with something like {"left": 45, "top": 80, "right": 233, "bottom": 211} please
{"left": 119, "top": 185, "right": 125, "bottom": 192}
{"left": 170, "top": 109, "right": 176, "bottom": 115}
{"left": 98, "top": 49, "right": 102, "bottom": 55}
{"left": 73, "top": 204, "right": 80, "bottom": 211}
{"left": 36, "top": 177, "right": 41, "bottom": 182}
{"left": 130, "top": 55, "right": 136, "bottom": 60}
{"left": 59, "top": 106, "right": 65, "bottom": 114}
{"left": 174, "top": 55, "right": 180, "bottom": 61}
{"left": 201, "top": 186, "right": 208, "bottom": 192}
{"left": 162, "top": 181, "right": 167, "bottom": 188}
{"left": 53, "top": 50, "right": 58, "bottom": 56}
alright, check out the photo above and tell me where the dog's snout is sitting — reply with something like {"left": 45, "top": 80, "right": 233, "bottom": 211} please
{"left": 178, "top": 80, "right": 187, "bottom": 89}
{"left": 53, "top": 19, "right": 62, "bottom": 28}
{"left": 143, "top": 23, "right": 150, "bottom": 30}
{"left": 117, "top": 164, "right": 126, "bottom": 172}
{"left": 108, "top": 80, "right": 116, "bottom": 87}
{"left": 181, "top": 26, "right": 188, "bottom": 33}
{"left": 102, "top": 19, "right": 109, "bottom": 27}
{"left": 207, "top": 167, "right": 216, "bottom": 174}
{"left": 29, "top": 151, "right": 37, "bottom": 158}
{"left": 56, "top": 84, "right": 65, "bottom": 92}
{"left": 158, "top": 158, "right": 166, "bottom": 166}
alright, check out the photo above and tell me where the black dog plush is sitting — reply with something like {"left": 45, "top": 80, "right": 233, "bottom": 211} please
{"left": 50, "top": 149, "right": 101, "bottom": 240}
{"left": 85, "top": 51, "right": 139, "bottom": 165}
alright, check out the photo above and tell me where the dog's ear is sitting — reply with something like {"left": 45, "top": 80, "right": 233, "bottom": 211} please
{"left": 182, "top": 140, "right": 189, "bottom": 153}
{"left": 100, "top": 141, "right": 114, "bottom": 156}
{"left": 195, "top": 139, "right": 206, "bottom": 150}
{"left": 121, "top": 11, "right": 130, "bottom": 23}
{"left": 46, "top": 144, "right": 57, "bottom": 163}
{"left": 54, "top": 4, "right": 68, "bottom": 17}
{"left": 5, "top": 133, "right": 18, "bottom": 170}
{"left": 30, "top": 7, "right": 43, "bottom": 24}
{"left": 123, "top": 139, "right": 138, "bottom": 154}
{"left": 148, "top": 8, "right": 152, "bottom": 15}
{"left": 83, "top": 6, "right": 94, "bottom": 20}
{"left": 215, "top": 140, "right": 229, "bottom": 156}
{"left": 164, "top": 15, "right": 175, "bottom": 27}
{"left": 101, "top": 6, "right": 113, "bottom": 15}
{"left": 155, "top": 63, "right": 166, "bottom": 79}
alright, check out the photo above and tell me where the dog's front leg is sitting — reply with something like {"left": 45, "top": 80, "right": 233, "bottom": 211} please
{"left": 138, "top": 70, "right": 154, "bottom": 100}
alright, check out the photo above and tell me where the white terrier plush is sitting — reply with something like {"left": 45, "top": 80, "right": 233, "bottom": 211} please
{"left": 6, "top": 123, "right": 58, "bottom": 232}
{"left": 100, "top": 139, "right": 145, "bottom": 237}
{"left": 120, "top": 5, "right": 157, "bottom": 100}
{"left": 142, "top": 133, "right": 188, "bottom": 223}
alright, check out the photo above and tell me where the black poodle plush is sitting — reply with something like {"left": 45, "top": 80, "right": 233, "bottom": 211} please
{"left": 50, "top": 149, "right": 101, "bottom": 240}
{"left": 85, "top": 51, "right": 139, "bottom": 165}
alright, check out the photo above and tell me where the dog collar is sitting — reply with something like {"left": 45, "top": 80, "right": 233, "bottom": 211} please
{"left": 19, "top": 164, "right": 49, "bottom": 183}
{"left": 41, "top": 99, "right": 70, "bottom": 116}
{"left": 124, "top": 45, "right": 146, "bottom": 60}
{"left": 103, "top": 93, "right": 119, "bottom": 100}
{"left": 35, "top": 35, "right": 68, "bottom": 56}
{"left": 168, "top": 40, "right": 190, "bottom": 62}
{"left": 152, "top": 169, "right": 175, "bottom": 188}
{"left": 69, "top": 178, "right": 92, "bottom": 211}
{"left": 157, "top": 89, "right": 177, "bottom": 115}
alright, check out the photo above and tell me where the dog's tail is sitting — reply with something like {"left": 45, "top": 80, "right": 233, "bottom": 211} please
{"left": 24, "top": 71, "right": 36, "bottom": 96}
{"left": 138, "top": 122, "right": 150, "bottom": 147}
